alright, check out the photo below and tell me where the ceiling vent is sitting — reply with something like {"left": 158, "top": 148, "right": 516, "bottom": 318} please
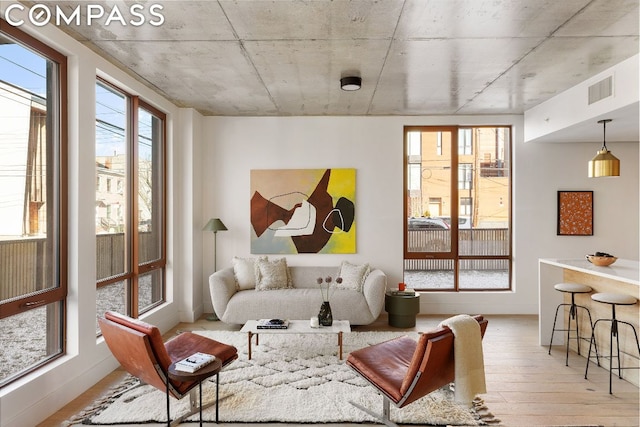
{"left": 588, "top": 76, "right": 613, "bottom": 105}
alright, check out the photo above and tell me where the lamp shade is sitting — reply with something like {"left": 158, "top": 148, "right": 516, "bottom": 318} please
{"left": 588, "top": 118, "right": 620, "bottom": 178}
{"left": 203, "top": 218, "right": 228, "bottom": 232}
{"left": 588, "top": 149, "right": 620, "bottom": 177}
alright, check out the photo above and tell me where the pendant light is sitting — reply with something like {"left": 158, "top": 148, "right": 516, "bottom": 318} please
{"left": 588, "top": 119, "right": 620, "bottom": 177}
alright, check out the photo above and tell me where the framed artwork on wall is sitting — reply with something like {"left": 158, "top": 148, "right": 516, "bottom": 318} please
{"left": 250, "top": 168, "right": 356, "bottom": 254}
{"left": 557, "top": 190, "right": 593, "bottom": 236}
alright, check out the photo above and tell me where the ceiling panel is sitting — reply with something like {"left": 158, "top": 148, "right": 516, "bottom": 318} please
{"left": 12, "top": 0, "right": 640, "bottom": 141}
{"left": 395, "top": 0, "right": 594, "bottom": 38}
{"left": 219, "top": 0, "right": 404, "bottom": 40}
{"left": 244, "top": 39, "right": 389, "bottom": 115}
{"left": 371, "top": 37, "right": 546, "bottom": 114}
{"left": 461, "top": 35, "right": 640, "bottom": 115}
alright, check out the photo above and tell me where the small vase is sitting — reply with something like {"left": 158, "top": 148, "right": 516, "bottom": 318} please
{"left": 318, "top": 301, "right": 333, "bottom": 326}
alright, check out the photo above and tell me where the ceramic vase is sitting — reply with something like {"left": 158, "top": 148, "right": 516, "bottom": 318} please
{"left": 318, "top": 301, "right": 333, "bottom": 326}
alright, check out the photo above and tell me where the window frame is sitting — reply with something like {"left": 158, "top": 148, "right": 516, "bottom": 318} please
{"left": 95, "top": 78, "right": 166, "bottom": 322}
{"left": 0, "top": 19, "right": 68, "bottom": 382}
{"left": 403, "top": 125, "right": 512, "bottom": 292}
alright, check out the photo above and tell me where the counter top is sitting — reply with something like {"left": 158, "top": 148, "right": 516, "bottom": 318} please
{"left": 539, "top": 258, "right": 639, "bottom": 286}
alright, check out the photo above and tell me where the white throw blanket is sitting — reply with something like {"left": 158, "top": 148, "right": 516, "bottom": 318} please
{"left": 439, "top": 314, "right": 487, "bottom": 406}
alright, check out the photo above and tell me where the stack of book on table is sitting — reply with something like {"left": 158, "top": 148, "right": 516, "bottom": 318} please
{"left": 257, "top": 318, "right": 289, "bottom": 329}
{"left": 174, "top": 352, "right": 217, "bottom": 373}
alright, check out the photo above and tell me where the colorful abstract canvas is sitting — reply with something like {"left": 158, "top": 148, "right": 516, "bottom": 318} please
{"left": 250, "top": 168, "right": 356, "bottom": 254}
{"left": 557, "top": 191, "right": 593, "bottom": 236}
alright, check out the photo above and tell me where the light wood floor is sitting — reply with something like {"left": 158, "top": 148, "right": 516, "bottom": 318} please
{"left": 39, "top": 314, "right": 639, "bottom": 426}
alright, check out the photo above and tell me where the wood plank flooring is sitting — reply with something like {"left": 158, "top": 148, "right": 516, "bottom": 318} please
{"left": 38, "top": 314, "right": 639, "bottom": 426}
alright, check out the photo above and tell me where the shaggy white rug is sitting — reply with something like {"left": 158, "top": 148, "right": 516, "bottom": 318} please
{"left": 68, "top": 330, "right": 496, "bottom": 425}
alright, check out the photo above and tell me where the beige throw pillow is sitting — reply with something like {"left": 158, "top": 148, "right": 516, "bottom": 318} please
{"left": 336, "top": 261, "right": 370, "bottom": 292}
{"left": 232, "top": 256, "right": 266, "bottom": 290}
{"left": 255, "top": 257, "right": 292, "bottom": 290}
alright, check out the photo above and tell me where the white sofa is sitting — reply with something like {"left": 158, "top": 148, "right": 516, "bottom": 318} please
{"left": 209, "top": 263, "right": 387, "bottom": 325}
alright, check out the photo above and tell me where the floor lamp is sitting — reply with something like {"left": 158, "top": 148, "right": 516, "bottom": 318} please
{"left": 203, "top": 218, "right": 227, "bottom": 320}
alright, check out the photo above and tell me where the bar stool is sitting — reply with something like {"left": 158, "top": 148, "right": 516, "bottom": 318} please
{"left": 584, "top": 293, "right": 640, "bottom": 394}
{"left": 548, "top": 283, "right": 596, "bottom": 366}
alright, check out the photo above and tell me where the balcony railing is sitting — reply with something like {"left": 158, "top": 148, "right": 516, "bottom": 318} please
{"left": 406, "top": 228, "right": 509, "bottom": 270}
{"left": 0, "top": 238, "right": 48, "bottom": 301}
{"left": 1, "top": 229, "right": 508, "bottom": 300}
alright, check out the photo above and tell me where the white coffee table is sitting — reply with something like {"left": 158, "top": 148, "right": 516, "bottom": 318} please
{"left": 240, "top": 320, "right": 351, "bottom": 360}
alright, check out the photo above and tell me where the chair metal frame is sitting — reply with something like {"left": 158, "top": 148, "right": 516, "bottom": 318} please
{"left": 548, "top": 288, "right": 597, "bottom": 366}
{"left": 98, "top": 311, "right": 237, "bottom": 426}
{"left": 584, "top": 301, "right": 640, "bottom": 394}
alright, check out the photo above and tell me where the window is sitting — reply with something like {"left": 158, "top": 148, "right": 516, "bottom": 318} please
{"left": 458, "top": 163, "right": 472, "bottom": 190}
{"left": 460, "top": 197, "right": 472, "bottom": 216}
{"left": 459, "top": 128, "right": 472, "bottom": 155}
{"left": 0, "top": 22, "right": 67, "bottom": 386}
{"left": 404, "top": 126, "right": 511, "bottom": 291}
{"left": 95, "top": 80, "right": 165, "bottom": 332}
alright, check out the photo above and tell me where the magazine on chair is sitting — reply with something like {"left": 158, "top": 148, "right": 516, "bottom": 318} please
{"left": 174, "top": 352, "right": 217, "bottom": 373}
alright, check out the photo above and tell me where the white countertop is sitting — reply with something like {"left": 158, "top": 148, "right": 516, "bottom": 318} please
{"left": 539, "top": 258, "right": 639, "bottom": 285}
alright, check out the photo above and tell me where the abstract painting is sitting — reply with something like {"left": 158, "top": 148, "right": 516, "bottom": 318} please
{"left": 250, "top": 168, "right": 356, "bottom": 254}
{"left": 557, "top": 190, "right": 593, "bottom": 236}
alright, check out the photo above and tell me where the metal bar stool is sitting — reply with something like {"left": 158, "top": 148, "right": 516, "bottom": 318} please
{"left": 548, "top": 283, "right": 596, "bottom": 366}
{"left": 584, "top": 293, "right": 640, "bottom": 394}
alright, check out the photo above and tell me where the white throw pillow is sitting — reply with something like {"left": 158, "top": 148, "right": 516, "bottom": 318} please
{"left": 255, "top": 257, "right": 292, "bottom": 290}
{"left": 232, "top": 256, "right": 266, "bottom": 290}
{"left": 336, "top": 261, "right": 370, "bottom": 292}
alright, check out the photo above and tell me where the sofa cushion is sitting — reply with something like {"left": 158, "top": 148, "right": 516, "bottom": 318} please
{"left": 336, "top": 261, "right": 370, "bottom": 292}
{"left": 255, "top": 257, "right": 293, "bottom": 290}
{"left": 224, "top": 288, "right": 375, "bottom": 324}
{"left": 232, "top": 256, "right": 266, "bottom": 290}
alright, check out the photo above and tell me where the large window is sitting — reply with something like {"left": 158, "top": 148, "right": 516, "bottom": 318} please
{"left": 95, "top": 80, "right": 165, "bottom": 332}
{"left": 0, "top": 22, "right": 67, "bottom": 386}
{"left": 404, "top": 126, "right": 511, "bottom": 291}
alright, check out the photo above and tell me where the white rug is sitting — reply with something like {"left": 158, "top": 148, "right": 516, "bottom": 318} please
{"left": 68, "top": 330, "right": 496, "bottom": 425}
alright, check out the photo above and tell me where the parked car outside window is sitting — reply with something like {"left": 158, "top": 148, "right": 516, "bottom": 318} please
{"left": 435, "top": 216, "right": 471, "bottom": 229}
{"left": 408, "top": 217, "right": 450, "bottom": 230}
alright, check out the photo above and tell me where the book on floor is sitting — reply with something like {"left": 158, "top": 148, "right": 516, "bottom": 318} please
{"left": 256, "top": 318, "right": 289, "bottom": 329}
{"left": 174, "top": 352, "right": 216, "bottom": 373}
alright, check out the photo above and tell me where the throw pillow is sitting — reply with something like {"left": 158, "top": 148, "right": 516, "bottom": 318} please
{"left": 232, "top": 256, "right": 266, "bottom": 290}
{"left": 255, "top": 257, "right": 292, "bottom": 291}
{"left": 336, "top": 261, "right": 370, "bottom": 292}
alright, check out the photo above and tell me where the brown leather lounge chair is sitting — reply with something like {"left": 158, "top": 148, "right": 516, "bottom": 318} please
{"left": 346, "top": 315, "right": 488, "bottom": 427}
{"left": 98, "top": 311, "right": 238, "bottom": 426}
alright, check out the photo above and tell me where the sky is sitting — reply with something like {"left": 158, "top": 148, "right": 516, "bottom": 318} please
{"left": 0, "top": 39, "right": 154, "bottom": 158}
{"left": 0, "top": 43, "right": 46, "bottom": 96}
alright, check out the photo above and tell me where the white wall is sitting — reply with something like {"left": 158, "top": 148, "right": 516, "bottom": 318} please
{"left": 525, "top": 54, "right": 639, "bottom": 143}
{"left": 200, "top": 115, "right": 637, "bottom": 318}
{"left": 516, "top": 139, "right": 639, "bottom": 278}
{"left": 201, "top": 116, "right": 639, "bottom": 316}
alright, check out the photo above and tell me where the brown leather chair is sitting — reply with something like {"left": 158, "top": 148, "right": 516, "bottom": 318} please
{"left": 346, "top": 315, "right": 488, "bottom": 427}
{"left": 98, "top": 311, "right": 238, "bottom": 425}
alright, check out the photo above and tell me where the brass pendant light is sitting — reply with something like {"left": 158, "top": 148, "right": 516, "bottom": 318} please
{"left": 588, "top": 119, "right": 620, "bottom": 177}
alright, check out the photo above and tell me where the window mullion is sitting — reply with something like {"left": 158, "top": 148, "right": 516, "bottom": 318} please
{"left": 130, "top": 96, "right": 140, "bottom": 318}
{"left": 451, "top": 128, "right": 459, "bottom": 290}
